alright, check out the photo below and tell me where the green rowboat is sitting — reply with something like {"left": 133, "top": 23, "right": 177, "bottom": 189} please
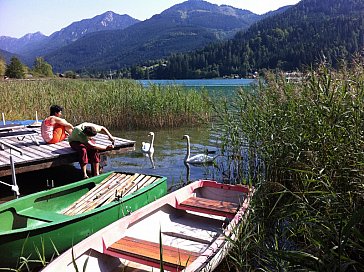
{"left": 0, "top": 171, "right": 167, "bottom": 268}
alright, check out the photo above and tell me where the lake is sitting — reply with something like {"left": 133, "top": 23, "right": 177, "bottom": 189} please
{"left": 0, "top": 79, "right": 254, "bottom": 200}
{"left": 138, "top": 78, "right": 255, "bottom": 87}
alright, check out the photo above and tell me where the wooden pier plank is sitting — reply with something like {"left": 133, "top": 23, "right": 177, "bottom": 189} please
{"left": 0, "top": 127, "right": 135, "bottom": 177}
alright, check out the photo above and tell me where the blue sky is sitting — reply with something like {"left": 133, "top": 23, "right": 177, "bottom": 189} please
{"left": 0, "top": 0, "right": 301, "bottom": 38}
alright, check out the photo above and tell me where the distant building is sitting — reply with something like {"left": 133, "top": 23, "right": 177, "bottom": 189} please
{"left": 285, "top": 71, "right": 303, "bottom": 83}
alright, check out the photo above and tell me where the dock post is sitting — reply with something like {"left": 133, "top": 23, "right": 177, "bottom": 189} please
{"left": 1, "top": 113, "right": 5, "bottom": 125}
{"left": 10, "top": 156, "right": 20, "bottom": 198}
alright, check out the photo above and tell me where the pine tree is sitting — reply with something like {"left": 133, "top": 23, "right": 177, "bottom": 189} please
{"left": 5, "top": 57, "right": 25, "bottom": 79}
{"left": 0, "top": 55, "right": 6, "bottom": 76}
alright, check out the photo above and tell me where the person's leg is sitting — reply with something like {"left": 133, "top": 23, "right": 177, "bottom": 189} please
{"left": 48, "top": 124, "right": 66, "bottom": 144}
{"left": 70, "top": 141, "right": 89, "bottom": 178}
{"left": 87, "top": 146, "right": 100, "bottom": 176}
{"left": 92, "top": 162, "right": 100, "bottom": 176}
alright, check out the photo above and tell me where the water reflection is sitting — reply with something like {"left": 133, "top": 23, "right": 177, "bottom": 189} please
{"left": 106, "top": 126, "right": 221, "bottom": 188}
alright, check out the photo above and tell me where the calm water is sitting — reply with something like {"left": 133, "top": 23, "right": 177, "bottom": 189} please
{"left": 138, "top": 78, "right": 255, "bottom": 87}
{"left": 1, "top": 79, "right": 254, "bottom": 200}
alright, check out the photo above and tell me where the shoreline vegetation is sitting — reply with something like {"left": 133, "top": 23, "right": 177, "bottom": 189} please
{"left": 0, "top": 79, "right": 212, "bottom": 129}
{"left": 217, "top": 59, "right": 364, "bottom": 271}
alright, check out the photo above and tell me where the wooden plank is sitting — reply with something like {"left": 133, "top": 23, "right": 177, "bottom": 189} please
{"left": 0, "top": 129, "right": 37, "bottom": 138}
{"left": 77, "top": 174, "right": 138, "bottom": 214}
{"left": 69, "top": 173, "right": 132, "bottom": 215}
{"left": 107, "top": 236, "right": 198, "bottom": 269}
{"left": 125, "top": 176, "right": 158, "bottom": 196}
{"left": 62, "top": 172, "right": 119, "bottom": 215}
{"left": 120, "top": 174, "right": 146, "bottom": 196}
{"left": 179, "top": 197, "right": 239, "bottom": 216}
{"left": 0, "top": 124, "right": 25, "bottom": 132}
{"left": 1, "top": 138, "right": 45, "bottom": 160}
{"left": 0, "top": 130, "right": 39, "bottom": 146}
{"left": 0, "top": 148, "right": 31, "bottom": 162}
{"left": 63, "top": 173, "right": 125, "bottom": 215}
{"left": 102, "top": 173, "right": 141, "bottom": 205}
{"left": 4, "top": 138, "right": 55, "bottom": 158}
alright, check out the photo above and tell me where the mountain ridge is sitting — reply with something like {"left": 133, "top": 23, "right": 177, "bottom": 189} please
{"left": 145, "top": 0, "right": 364, "bottom": 79}
{"left": 44, "top": 0, "right": 265, "bottom": 72}
{"left": 0, "top": 11, "right": 139, "bottom": 62}
{"left": 0, "top": 0, "right": 291, "bottom": 73}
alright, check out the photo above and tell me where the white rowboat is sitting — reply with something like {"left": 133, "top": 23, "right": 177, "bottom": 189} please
{"left": 43, "top": 179, "right": 254, "bottom": 272}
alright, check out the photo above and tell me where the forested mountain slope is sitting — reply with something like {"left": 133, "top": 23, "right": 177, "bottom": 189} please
{"left": 45, "top": 0, "right": 263, "bottom": 72}
{"left": 148, "top": 0, "right": 364, "bottom": 79}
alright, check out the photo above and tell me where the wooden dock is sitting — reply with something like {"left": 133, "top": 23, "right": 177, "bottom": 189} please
{"left": 0, "top": 127, "right": 135, "bottom": 177}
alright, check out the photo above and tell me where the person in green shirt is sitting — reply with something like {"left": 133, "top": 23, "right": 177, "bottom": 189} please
{"left": 69, "top": 122, "right": 115, "bottom": 179}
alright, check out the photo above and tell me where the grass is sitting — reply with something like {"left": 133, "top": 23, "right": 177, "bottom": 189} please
{"left": 0, "top": 79, "right": 212, "bottom": 130}
{"left": 216, "top": 58, "right": 364, "bottom": 271}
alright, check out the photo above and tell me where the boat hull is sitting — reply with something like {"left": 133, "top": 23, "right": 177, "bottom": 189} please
{"left": 44, "top": 179, "right": 253, "bottom": 272}
{"left": 0, "top": 171, "right": 167, "bottom": 268}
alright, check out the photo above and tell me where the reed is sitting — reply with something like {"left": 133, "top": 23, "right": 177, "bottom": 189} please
{"left": 0, "top": 79, "right": 212, "bottom": 129}
{"left": 217, "top": 59, "right": 364, "bottom": 271}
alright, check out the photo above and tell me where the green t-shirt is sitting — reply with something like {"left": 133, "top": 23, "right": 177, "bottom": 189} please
{"left": 68, "top": 122, "right": 103, "bottom": 143}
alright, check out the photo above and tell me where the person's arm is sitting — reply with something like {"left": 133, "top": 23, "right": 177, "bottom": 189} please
{"left": 54, "top": 116, "right": 73, "bottom": 130}
{"left": 100, "top": 126, "right": 115, "bottom": 144}
{"left": 86, "top": 139, "right": 113, "bottom": 151}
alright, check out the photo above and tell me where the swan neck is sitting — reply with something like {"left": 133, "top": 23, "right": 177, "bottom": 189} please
{"left": 150, "top": 134, "right": 155, "bottom": 147}
{"left": 185, "top": 137, "right": 190, "bottom": 160}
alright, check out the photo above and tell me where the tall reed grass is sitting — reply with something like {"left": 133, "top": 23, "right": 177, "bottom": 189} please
{"left": 0, "top": 79, "right": 212, "bottom": 129}
{"left": 217, "top": 59, "right": 364, "bottom": 271}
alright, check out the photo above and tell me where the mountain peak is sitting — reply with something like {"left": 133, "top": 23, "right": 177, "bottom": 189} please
{"left": 21, "top": 31, "right": 47, "bottom": 40}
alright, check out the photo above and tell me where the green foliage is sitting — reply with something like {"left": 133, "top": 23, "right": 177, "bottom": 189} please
{"left": 0, "top": 55, "right": 6, "bottom": 76}
{"left": 141, "top": 0, "right": 364, "bottom": 79}
{"left": 218, "top": 59, "right": 364, "bottom": 271}
{"left": 32, "top": 57, "right": 54, "bottom": 77}
{"left": 5, "top": 57, "right": 25, "bottom": 79}
{"left": 64, "top": 70, "right": 77, "bottom": 79}
{"left": 0, "top": 79, "right": 212, "bottom": 130}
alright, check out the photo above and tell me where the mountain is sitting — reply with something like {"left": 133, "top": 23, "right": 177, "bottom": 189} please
{"left": 0, "top": 48, "right": 20, "bottom": 63}
{"left": 0, "top": 11, "right": 139, "bottom": 64}
{"left": 44, "top": 0, "right": 263, "bottom": 72}
{"left": 0, "top": 32, "right": 47, "bottom": 55}
{"left": 147, "top": 0, "right": 364, "bottom": 79}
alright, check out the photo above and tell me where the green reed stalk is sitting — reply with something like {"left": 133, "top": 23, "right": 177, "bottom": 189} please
{"left": 0, "top": 79, "right": 212, "bottom": 129}
{"left": 217, "top": 59, "right": 364, "bottom": 271}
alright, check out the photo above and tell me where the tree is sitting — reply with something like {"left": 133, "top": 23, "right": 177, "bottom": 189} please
{"left": 0, "top": 55, "right": 6, "bottom": 76}
{"left": 33, "top": 57, "right": 54, "bottom": 77}
{"left": 5, "top": 57, "right": 25, "bottom": 79}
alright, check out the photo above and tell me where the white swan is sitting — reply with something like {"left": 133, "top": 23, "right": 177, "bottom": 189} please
{"left": 182, "top": 134, "right": 215, "bottom": 164}
{"left": 141, "top": 132, "right": 155, "bottom": 169}
{"left": 142, "top": 132, "right": 155, "bottom": 154}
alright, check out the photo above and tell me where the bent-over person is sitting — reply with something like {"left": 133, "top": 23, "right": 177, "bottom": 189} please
{"left": 68, "top": 122, "right": 115, "bottom": 179}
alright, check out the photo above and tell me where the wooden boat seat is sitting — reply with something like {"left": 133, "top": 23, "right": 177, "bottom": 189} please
{"left": 0, "top": 129, "right": 39, "bottom": 146}
{"left": 17, "top": 208, "right": 69, "bottom": 222}
{"left": 106, "top": 236, "right": 199, "bottom": 269}
{"left": 178, "top": 196, "right": 239, "bottom": 218}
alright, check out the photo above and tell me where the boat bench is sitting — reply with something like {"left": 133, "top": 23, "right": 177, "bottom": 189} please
{"left": 0, "top": 129, "right": 39, "bottom": 146}
{"left": 177, "top": 196, "right": 239, "bottom": 219}
{"left": 106, "top": 236, "right": 198, "bottom": 270}
{"left": 17, "top": 208, "right": 69, "bottom": 222}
